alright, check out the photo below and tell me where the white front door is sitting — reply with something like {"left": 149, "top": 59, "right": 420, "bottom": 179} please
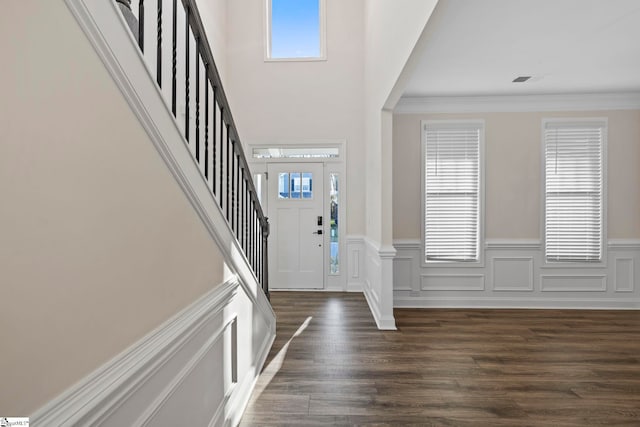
{"left": 267, "top": 162, "right": 324, "bottom": 289}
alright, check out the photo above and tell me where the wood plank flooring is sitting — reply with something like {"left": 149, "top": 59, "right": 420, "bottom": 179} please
{"left": 240, "top": 292, "right": 640, "bottom": 426}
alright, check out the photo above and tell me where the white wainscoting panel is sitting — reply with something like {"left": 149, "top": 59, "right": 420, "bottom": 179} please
{"left": 394, "top": 239, "right": 640, "bottom": 309}
{"left": 31, "top": 278, "right": 276, "bottom": 427}
{"left": 346, "top": 235, "right": 365, "bottom": 292}
{"left": 492, "top": 257, "right": 534, "bottom": 291}
{"left": 420, "top": 274, "right": 485, "bottom": 291}
{"left": 540, "top": 275, "right": 607, "bottom": 292}
{"left": 393, "top": 240, "right": 421, "bottom": 296}
{"left": 393, "top": 258, "right": 413, "bottom": 291}
{"left": 614, "top": 258, "right": 634, "bottom": 292}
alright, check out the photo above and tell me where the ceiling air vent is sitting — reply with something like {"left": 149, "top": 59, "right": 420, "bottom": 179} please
{"left": 512, "top": 76, "right": 532, "bottom": 83}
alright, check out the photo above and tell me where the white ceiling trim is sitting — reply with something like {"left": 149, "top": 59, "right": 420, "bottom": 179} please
{"left": 395, "top": 92, "right": 640, "bottom": 114}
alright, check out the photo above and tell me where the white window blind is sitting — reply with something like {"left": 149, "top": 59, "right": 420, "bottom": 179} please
{"left": 544, "top": 120, "right": 604, "bottom": 262}
{"left": 424, "top": 122, "right": 481, "bottom": 262}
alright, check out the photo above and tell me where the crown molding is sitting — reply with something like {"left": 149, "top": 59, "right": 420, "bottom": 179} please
{"left": 395, "top": 92, "right": 640, "bottom": 114}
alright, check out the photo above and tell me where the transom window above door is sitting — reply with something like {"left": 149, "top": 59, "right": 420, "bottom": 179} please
{"left": 278, "top": 172, "right": 314, "bottom": 199}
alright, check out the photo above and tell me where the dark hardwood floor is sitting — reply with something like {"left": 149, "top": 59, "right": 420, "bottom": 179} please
{"left": 240, "top": 292, "right": 640, "bottom": 426}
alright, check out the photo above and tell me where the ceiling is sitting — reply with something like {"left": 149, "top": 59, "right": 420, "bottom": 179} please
{"left": 403, "top": 0, "right": 640, "bottom": 97}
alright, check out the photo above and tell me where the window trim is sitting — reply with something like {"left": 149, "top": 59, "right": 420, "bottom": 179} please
{"left": 540, "top": 117, "right": 608, "bottom": 269}
{"left": 264, "top": 0, "right": 327, "bottom": 62}
{"left": 421, "top": 120, "right": 485, "bottom": 268}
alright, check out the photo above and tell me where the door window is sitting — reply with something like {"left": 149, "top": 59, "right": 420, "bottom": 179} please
{"left": 277, "top": 171, "right": 313, "bottom": 200}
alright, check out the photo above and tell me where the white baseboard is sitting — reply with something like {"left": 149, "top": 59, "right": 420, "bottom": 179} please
{"left": 346, "top": 283, "right": 363, "bottom": 292}
{"left": 395, "top": 297, "right": 640, "bottom": 309}
{"left": 31, "top": 277, "right": 275, "bottom": 426}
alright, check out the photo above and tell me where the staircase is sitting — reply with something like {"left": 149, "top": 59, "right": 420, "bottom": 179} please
{"left": 24, "top": 0, "right": 275, "bottom": 425}
{"left": 117, "top": 0, "right": 270, "bottom": 300}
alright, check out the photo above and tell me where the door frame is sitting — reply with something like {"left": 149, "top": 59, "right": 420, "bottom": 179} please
{"left": 248, "top": 140, "right": 347, "bottom": 291}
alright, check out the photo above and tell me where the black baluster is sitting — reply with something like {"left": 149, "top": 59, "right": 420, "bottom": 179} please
{"left": 211, "top": 90, "right": 218, "bottom": 197}
{"left": 262, "top": 217, "right": 270, "bottom": 299}
{"left": 232, "top": 147, "right": 237, "bottom": 233}
{"left": 245, "top": 182, "right": 249, "bottom": 256}
{"left": 248, "top": 189, "right": 252, "bottom": 259}
{"left": 212, "top": 88, "right": 217, "bottom": 195}
{"left": 254, "top": 208, "right": 258, "bottom": 274}
{"left": 236, "top": 155, "right": 240, "bottom": 239}
{"left": 195, "top": 40, "right": 200, "bottom": 162}
{"left": 171, "top": 0, "right": 176, "bottom": 116}
{"left": 230, "top": 144, "right": 235, "bottom": 232}
{"left": 138, "top": 0, "right": 145, "bottom": 52}
{"left": 225, "top": 128, "right": 231, "bottom": 222}
{"left": 241, "top": 177, "right": 245, "bottom": 251}
{"left": 250, "top": 207, "right": 254, "bottom": 271}
{"left": 258, "top": 217, "right": 263, "bottom": 284}
{"left": 245, "top": 181, "right": 249, "bottom": 255}
{"left": 236, "top": 156, "right": 240, "bottom": 237}
{"left": 184, "top": 6, "right": 190, "bottom": 143}
{"left": 242, "top": 178, "right": 249, "bottom": 255}
{"left": 250, "top": 204, "right": 254, "bottom": 270}
{"left": 219, "top": 110, "right": 224, "bottom": 207}
{"left": 256, "top": 211, "right": 259, "bottom": 273}
{"left": 240, "top": 174, "right": 244, "bottom": 249}
{"left": 156, "top": 0, "right": 161, "bottom": 86}
{"left": 204, "top": 72, "right": 209, "bottom": 179}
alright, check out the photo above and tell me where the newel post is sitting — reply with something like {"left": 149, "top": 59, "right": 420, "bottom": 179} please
{"left": 262, "top": 217, "right": 270, "bottom": 301}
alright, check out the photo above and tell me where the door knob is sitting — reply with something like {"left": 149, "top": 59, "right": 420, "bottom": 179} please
{"left": 313, "top": 230, "right": 323, "bottom": 235}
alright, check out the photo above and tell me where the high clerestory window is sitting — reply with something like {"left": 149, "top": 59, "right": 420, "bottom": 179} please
{"left": 265, "top": 0, "right": 326, "bottom": 61}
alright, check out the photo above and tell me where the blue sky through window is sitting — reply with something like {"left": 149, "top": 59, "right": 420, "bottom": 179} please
{"left": 271, "top": 0, "right": 321, "bottom": 58}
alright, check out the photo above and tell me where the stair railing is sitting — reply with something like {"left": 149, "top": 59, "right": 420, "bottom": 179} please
{"left": 117, "top": 0, "right": 270, "bottom": 299}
